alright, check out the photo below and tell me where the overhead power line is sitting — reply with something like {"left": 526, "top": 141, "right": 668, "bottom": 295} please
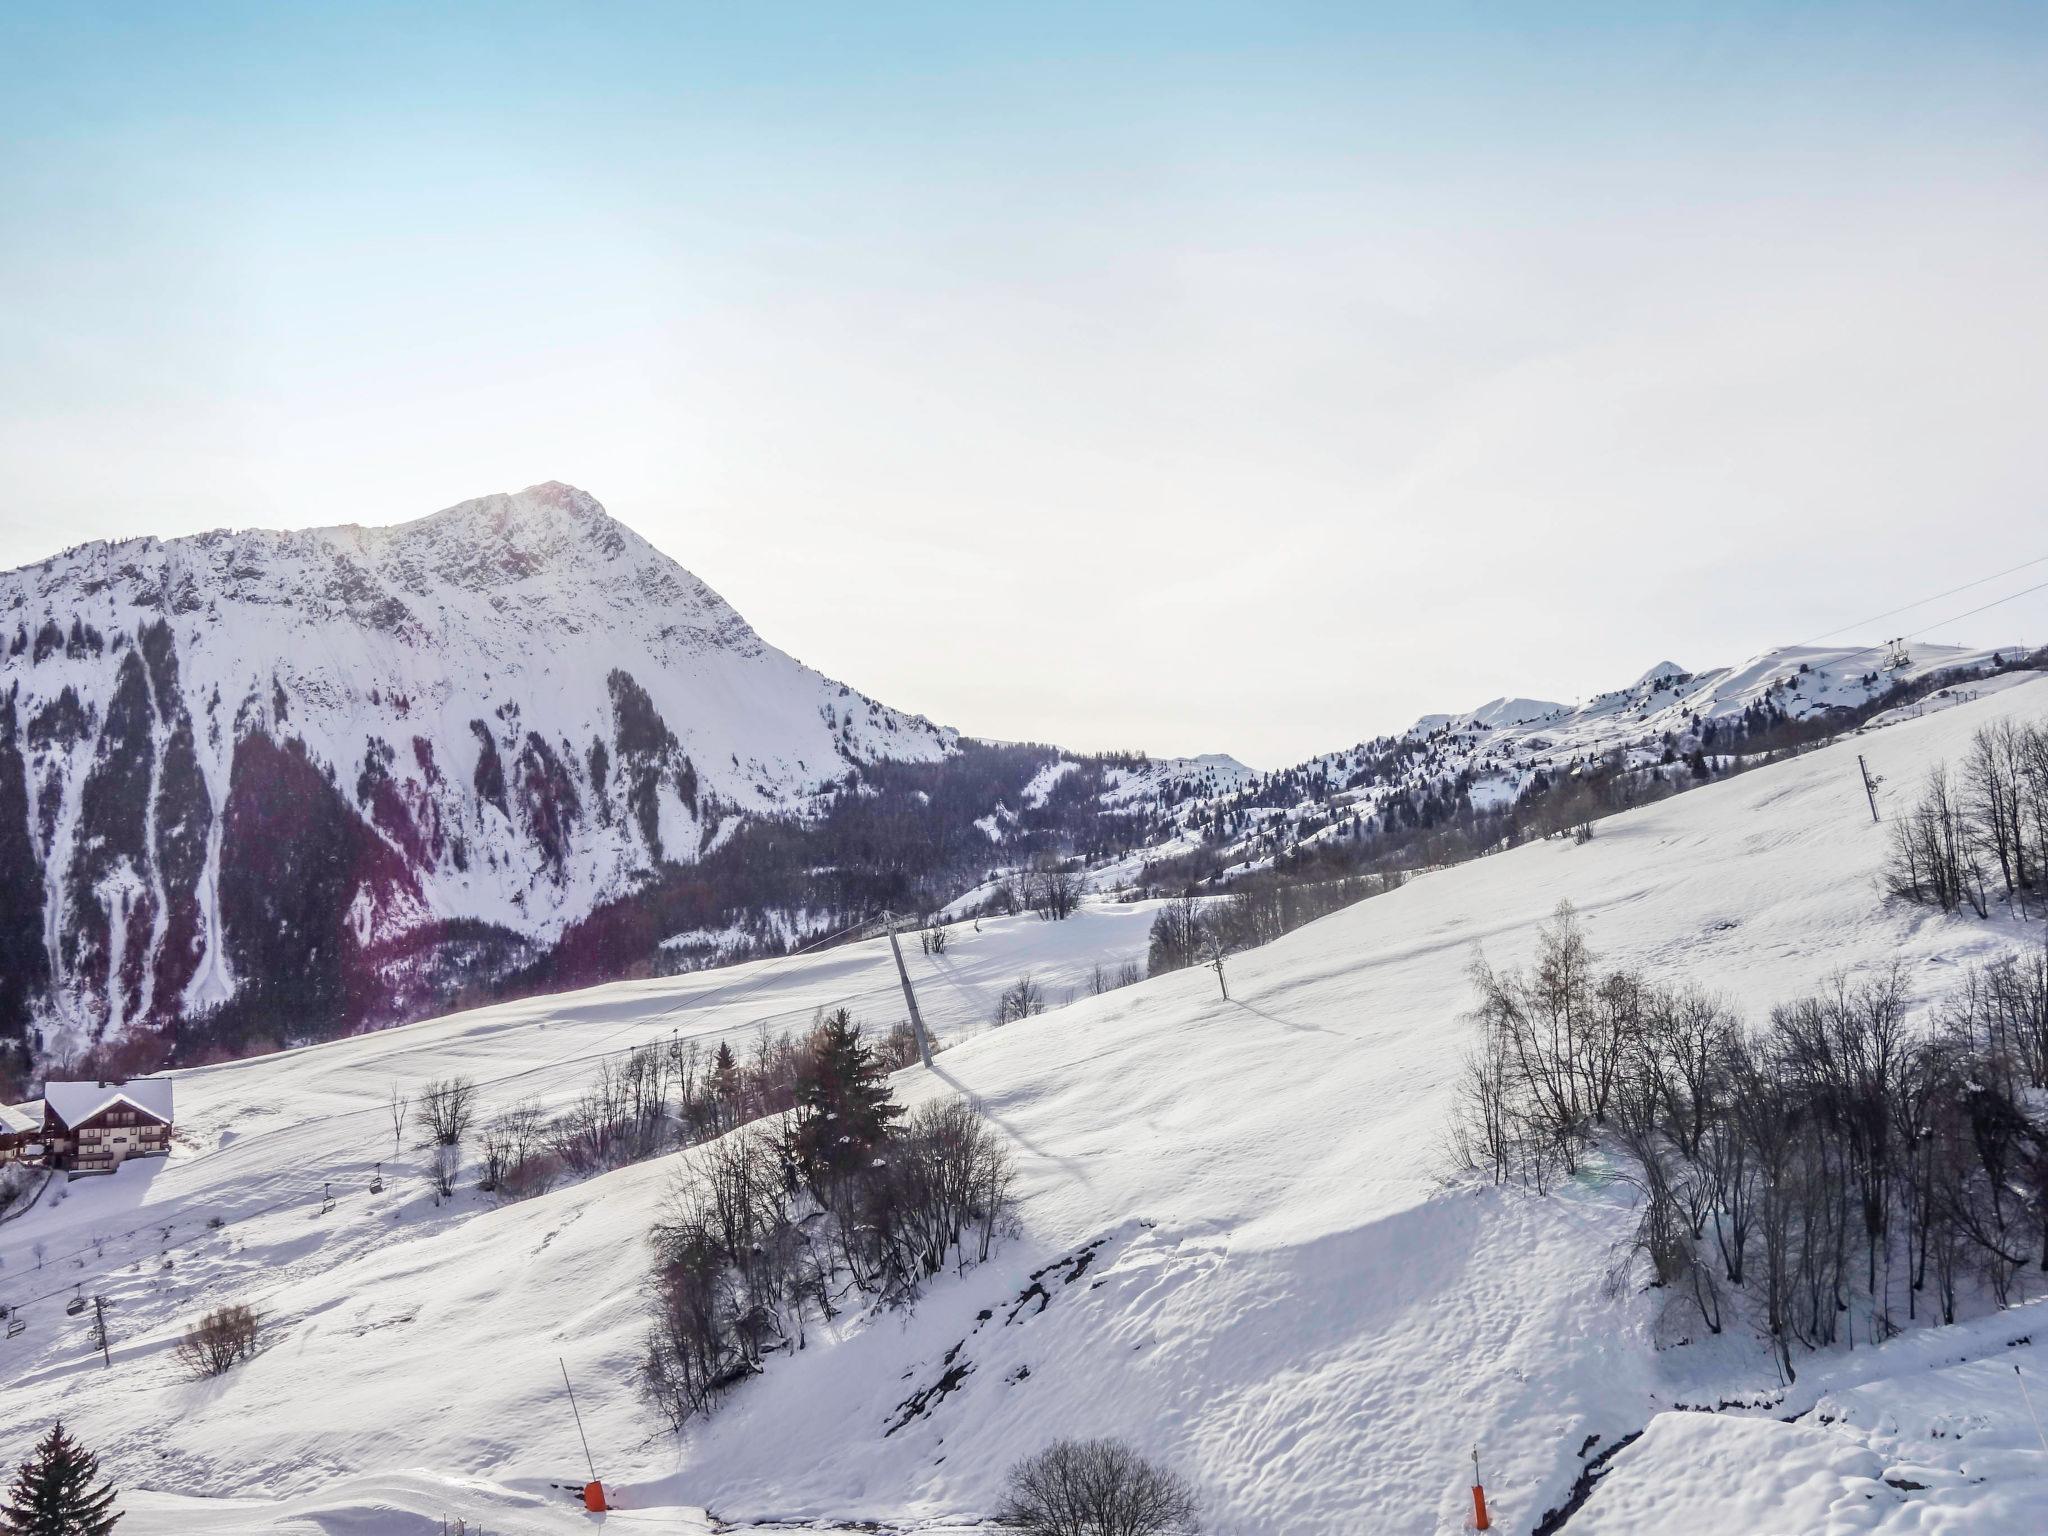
{"left": 1823, "top": 575, "right": 2048, "bottom": 674}
{"left": 1793, "top": 551, "right": 2048, "bottom": 650}
{"left": 0, "top": 913, "right": 887, "bottom": 1306}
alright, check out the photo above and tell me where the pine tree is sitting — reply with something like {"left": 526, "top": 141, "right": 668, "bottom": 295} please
{"left": 1, "top": 1421, "right": 121, "bottom": 1536}
{"left": 709, "top": 1041, "right": 741, "bottom": 1127}
{"left": 789, "top": 1007, "right": 901, "bottom": 1187}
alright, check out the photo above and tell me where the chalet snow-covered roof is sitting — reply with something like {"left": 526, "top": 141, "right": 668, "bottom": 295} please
{"left": 0, "top": 1102, "right": 41, "bottom": 1135}
{"left": 42, "top": 1079, "right": 174, "bottom": 1129}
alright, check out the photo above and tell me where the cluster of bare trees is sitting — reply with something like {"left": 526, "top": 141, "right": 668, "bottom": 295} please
{"left": 1144, "top": 896, "right": 1234, "bottom": 998}
{"left": 1028, "top": 863, "right": 1083, "bottom": 922}
{"left": 1887, "top": 719, "right": 2048, "bottom": 918}
{"left": 1090, "top": 960, "right": 1144, "bottom": 995}
{"left": 1454, "top": 905, "right": 2048, "bottom": 1382}
{"left": 984, "top": 859, "right": 1084, "bottom": 922}
{"left": 406, "top": 1008, "right": 935, "bottom": 1206}
{"left": 1146, "top": 873, "right": 1406, "bottom": 996}
{"left": 643, "top": 1022, "right": 1017, "bottom": 1427}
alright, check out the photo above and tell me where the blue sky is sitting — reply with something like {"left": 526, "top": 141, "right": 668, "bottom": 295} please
{"left": 3, "top": 3, "right": 2045, "bottom": 761}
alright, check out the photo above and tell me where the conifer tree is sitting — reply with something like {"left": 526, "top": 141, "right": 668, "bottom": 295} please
{"left": 709, "top": 1041, "right": 742, "bottom": 1128}
{"left": 1, "top": 1421, "right": 121, "bottom": 1536}
{"left": 790, "top": 1007, "right": 901, "bottom": 1187}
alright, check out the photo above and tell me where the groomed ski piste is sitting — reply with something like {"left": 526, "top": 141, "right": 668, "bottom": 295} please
{"left": 3, "top": 675, "right": 2046, "bottom": 1535}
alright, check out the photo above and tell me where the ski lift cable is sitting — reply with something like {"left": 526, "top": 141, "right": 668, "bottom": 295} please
{"left": 0, "top": 914, "right": 883, "bottom": 1303}
{"left": 0, "top": 920, "right": 912, "bottom": 1336}
{"left": 539, "top": 912, "right": 875, "bottom": 1067}
{"left": 9, "top": 904, "right": 989, "bottom": 1304}
{"left": 1821, "top": 575, "right": 2048, "bottom": 675}
{"left": 1791, "top": 552, "right": 2048, "bottom": 650}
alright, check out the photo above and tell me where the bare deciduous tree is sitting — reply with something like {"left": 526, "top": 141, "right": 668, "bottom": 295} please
{"left": 431, "top": 1142, "right": 462, "bottom": 1197}
{"left": 420, "top": 1077, "right": 478, "bottom": 1148}
{"left": 998, "top": 1438, "right": 1201, "bottom": 1536}
{"left": 387, "top": 1084, "right": 410, "bottom": 1152}
{"left": 1146, "top": 895, "right": 1202, "bottom": 977}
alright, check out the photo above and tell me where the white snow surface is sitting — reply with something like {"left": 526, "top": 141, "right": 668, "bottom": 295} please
{"left": 2, "top": 680, "right": 2047, "bottom": 1533}
{"left": 1571, "top": 1316, "right": 2048, "bottom": 1534}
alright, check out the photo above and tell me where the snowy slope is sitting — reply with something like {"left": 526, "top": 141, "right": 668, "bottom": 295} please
{"left": 1570, "top": 1315, "right": 2048, "bottom": 1535}
{"left": 0, "top": 482, "right": 953, "bottom": 1053}
{"left": 3, "top": 673, "right": 2044, "bottom": 1532}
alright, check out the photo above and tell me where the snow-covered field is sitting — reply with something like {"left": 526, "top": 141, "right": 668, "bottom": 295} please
{"left": 1570, "top": 1312, "right": 2048, "bottom": 1534}
{"left": 5, "top": 677, "right": 2048, "bottom": 1534}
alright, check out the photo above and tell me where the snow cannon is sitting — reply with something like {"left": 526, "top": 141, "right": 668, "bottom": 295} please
{"left": 583, "top": 1480, "right": 608, "bottom": 1512}
{"left": 1470, "top": 1445, "right": 1490, "bottom": 1531}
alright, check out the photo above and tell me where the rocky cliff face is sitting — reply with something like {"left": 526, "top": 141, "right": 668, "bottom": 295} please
{"left": 0, "top": 483, "right": 952, "bottom": 1065}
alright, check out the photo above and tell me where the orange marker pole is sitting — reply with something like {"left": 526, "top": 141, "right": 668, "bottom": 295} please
{"left": 1470, "top": 1445, "right": 1491, "bottom": 1531}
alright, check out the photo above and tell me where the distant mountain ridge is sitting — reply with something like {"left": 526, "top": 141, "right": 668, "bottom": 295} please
{"left": 0, "top": 481, "right": 2030, "bottom": 1080}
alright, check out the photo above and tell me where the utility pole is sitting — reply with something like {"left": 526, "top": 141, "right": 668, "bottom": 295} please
{"left": 1857, "top": 755, "right": 1882, "bottom": 824}
{"left": 885, "top": 913, "right": 935, "bottom": 1069}
{"left": 560, "top": 1357, "right": 595, "bottom": 1483}
{"left": 91, "top": 1295, "right": 110, "bottom": 1368}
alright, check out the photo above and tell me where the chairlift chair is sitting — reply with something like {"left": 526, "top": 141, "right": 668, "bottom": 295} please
{"left": 65, "top": 1295, "right": 86, "bottom": 1316}
{"left": 5, "top": 1316, "right": 23, "bottom": 1339}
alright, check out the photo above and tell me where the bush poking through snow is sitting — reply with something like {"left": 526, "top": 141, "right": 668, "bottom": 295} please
{"left": 176, "top": 1302, "right": 261, "bottom": 1378}
{"left": 998, "top": 1437, "right": 1202, "bottom": 1535}
{"left": 0, "top": 1163, "right": 38, "bottom": 1220}
{"left": 1089, "top": 960, "right": 1143, "bottom": 995}
{"left": 873, "top": 1020, "right": 936, "bottom": 1071}
{"left": 996, "top": 974, "right": 1045, "bottom": 1025}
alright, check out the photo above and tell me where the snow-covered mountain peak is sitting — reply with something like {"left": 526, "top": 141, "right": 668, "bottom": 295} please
{"left": 336, "top": 480, "right": 648, "bottom": 592}
{"left": 1630, "top": 658, "right": 1688, "bottom": 688}
{"left": 1, "top": 482, "right": 956, "bottom": 1056}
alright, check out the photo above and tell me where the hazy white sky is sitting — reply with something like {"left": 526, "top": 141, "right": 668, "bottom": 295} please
{"left": 3, "top": 3, "right": 2045, "bottom": 765}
